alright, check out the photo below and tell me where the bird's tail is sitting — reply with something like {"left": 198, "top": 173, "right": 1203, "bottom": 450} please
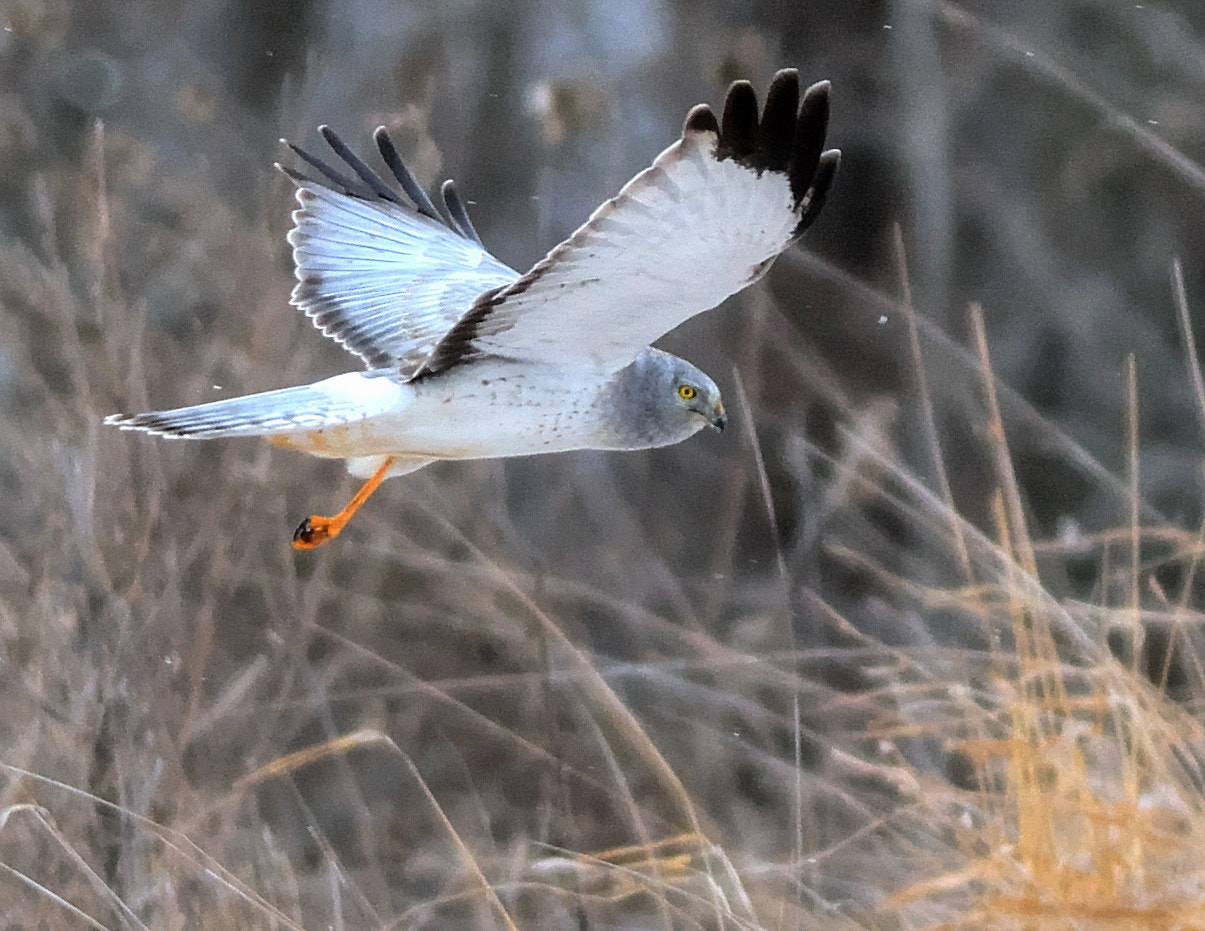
{"left": 104, "top": 373, "right": 404, "bottom": 439}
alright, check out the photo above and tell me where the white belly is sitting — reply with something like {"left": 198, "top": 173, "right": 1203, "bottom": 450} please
{"left": 274, "top": 363, "right": 613, "bottom": 462}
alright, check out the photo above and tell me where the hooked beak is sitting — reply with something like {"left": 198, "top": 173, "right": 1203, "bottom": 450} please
{"left": 708, "top": 403, "right": 727, "bottom": 433}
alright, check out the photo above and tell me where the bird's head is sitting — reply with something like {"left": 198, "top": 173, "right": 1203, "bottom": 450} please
{"left": 618, "top": 349, "right": 726, "bottom": 445}
{"left": 667, "top": 362, "right": 726, "bottom": 433}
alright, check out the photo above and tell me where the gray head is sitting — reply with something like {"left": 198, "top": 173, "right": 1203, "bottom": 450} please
{"left": 601, "top": 348, "right": 726, "bottom": 450}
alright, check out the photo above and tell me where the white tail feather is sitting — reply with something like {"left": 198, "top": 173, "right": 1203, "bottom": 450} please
{"left": 104, "top": 373, "right": 405, "bottom": 439}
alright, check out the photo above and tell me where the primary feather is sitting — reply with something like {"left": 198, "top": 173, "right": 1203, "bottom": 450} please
{"left": 281, "top": 69, "right": 838, "bottom": 383}
{"left": 416, "top": 71, "right": 839, "bottom": 377}
{"left": 281, "top": 131, "right": 518, "bottom": 376}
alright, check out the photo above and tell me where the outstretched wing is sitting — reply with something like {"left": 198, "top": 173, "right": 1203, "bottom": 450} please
{"left": 281, "top": 126, "right": 518, "bottom": 376}
{"left": 415, "top": 70, "right": 839, "bottom": 378}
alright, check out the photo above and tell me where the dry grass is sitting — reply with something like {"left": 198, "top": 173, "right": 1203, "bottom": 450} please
{"left": 3, "top": 1, "right": 1205, "bottom": 928}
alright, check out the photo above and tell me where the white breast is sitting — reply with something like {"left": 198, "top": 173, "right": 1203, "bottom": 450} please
{"left": 399, "top": 361, "right": 616, "bottom": 458}
{"left": 280, "top": 361, "right": 616, "bottom": 462}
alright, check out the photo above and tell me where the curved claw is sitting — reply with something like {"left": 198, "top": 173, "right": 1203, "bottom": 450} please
{"left": 290, "top": 455, "right": 396, "bottom": 551}
{"left": 292, "top": 515, "right": 338, "bottom": 550}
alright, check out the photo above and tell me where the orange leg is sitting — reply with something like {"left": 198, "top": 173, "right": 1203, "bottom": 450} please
{"left": 292, "top": 456, "right": 396, "bottom": 550}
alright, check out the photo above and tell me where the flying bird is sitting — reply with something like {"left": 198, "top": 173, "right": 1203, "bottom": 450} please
{"left": 106, "top": 70, "right": 840, "bottom": 549}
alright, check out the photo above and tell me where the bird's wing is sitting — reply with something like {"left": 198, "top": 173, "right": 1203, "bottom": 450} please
{"left": 281, "top": 126, "right": 519, "bottom": 377}
{"left": 414, "top": 70, "right": 839, "bottom": 378}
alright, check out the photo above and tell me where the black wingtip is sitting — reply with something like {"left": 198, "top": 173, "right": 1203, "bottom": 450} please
{"left": 794, "top": 148, "right": 840, "bottom": 236}
{"left": 373, "top": 126, "right": 442, "bottom": 221}
{"left": 758, "top": 70, "right": 800, "bottom": 172}
{"left": 711, "top": 72, "right": 836, "bottom": 230}
{"left": 789, "top": 81, "right": 831, "bottom": 203}
{"left": 719, "top": 80, "right": 759, "bottom": 159}
{"left": 318, "top": 126, "right": 404, "bottom": 205}
{"left": 276, "top": 162, "right": 306, "bottom": 185}
{"left": 440, "top": 179, "right": 483, "bottom": 245}
{"left": 798, "top": 81, "right": 832, "bottom": 139}
{"left": 283, "top": 121, "right": 487, "bottom": 241}
{"left": 683, "top": 103, "right": 719, "bottom": 137}
{"left": 285, "top": 138, "right": 369, "bottom": 195}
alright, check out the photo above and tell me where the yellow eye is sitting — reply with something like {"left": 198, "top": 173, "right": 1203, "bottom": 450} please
{"left": 677, "top": 384, "right": 697, "bottom": 401}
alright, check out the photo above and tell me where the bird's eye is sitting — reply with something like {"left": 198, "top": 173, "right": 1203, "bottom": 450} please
{"left": 677, "top": 384, "right": 697, "bottom": 401}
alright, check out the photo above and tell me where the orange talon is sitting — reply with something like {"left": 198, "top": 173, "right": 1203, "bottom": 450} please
{"left": 291, "top": 457, "right": 395, "bottom": 550}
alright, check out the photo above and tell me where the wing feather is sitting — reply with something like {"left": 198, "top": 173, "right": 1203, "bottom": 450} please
{"left": 416, "top": 70, "right": 839, "bottom": 377}
{"left": 281, "top": 128, "right": 518, "bottom": 375}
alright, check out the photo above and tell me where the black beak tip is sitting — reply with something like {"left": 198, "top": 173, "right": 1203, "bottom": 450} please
{"left": 712, "top": 414, "right": 727, "bottom": 433}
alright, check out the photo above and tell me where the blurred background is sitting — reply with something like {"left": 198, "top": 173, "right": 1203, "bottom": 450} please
{"left": 4, "top": 0, "right": 1205, "bottom": 926}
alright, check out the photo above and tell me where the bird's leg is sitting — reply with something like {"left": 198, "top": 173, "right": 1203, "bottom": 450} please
{"left": 292, "top": 456, "right": 396, "bottom": 550}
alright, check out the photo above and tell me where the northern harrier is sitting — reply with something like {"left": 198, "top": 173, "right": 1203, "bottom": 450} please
{"left": 107, "top": 70, "right": 840, "bottom": 548}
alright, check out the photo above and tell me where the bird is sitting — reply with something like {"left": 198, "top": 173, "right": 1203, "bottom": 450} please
{"left": 106, "top": 69, "right": 840, "bottom": 550}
